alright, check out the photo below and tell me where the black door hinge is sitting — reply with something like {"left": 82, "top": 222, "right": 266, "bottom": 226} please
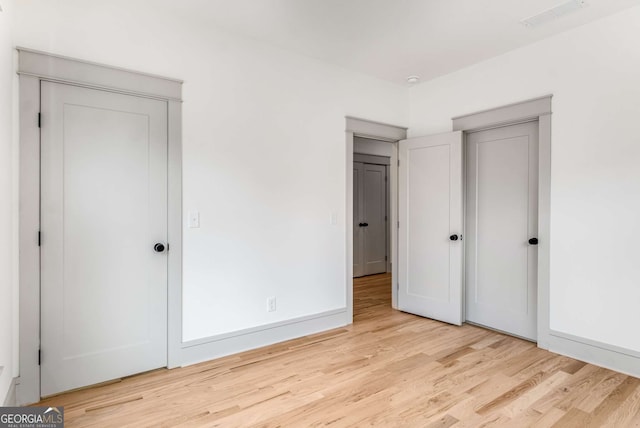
{"left": 38, "top": 349, "right": 41, "bottom": 365}
{"left": 38, "top": 231, "right": 41, "bottom": 246}
{"left": 38, "top": 113, "right": 41, "bottom": 128}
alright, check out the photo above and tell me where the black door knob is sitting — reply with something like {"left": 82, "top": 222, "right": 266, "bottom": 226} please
{"left": 359, "top": 223, "right": 369, "bottom": 227}
{"left": 528, "top": 238, "right": 539, "bottom": 245}
{"left": 154, "top": 243, "right": 166, "bottom": 253}
{"left": 449, "top": 234, "right": 459, "bottom": 241}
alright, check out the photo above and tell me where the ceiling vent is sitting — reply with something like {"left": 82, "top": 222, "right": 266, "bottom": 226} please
{"left": 521, "top": 0, "right": 588, "bottom": 28}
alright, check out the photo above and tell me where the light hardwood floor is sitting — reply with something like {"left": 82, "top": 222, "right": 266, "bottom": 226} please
{"left": 37, "top": 273, "right": 640, "bottom": 427}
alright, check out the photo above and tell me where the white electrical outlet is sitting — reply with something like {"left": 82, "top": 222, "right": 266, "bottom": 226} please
{"left": 267, "top": 297, "right": 276, "bottom": 312}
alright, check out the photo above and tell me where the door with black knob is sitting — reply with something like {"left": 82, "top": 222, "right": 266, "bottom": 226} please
{"left": 40, "top": 81, "right": 168, "bottom": 396}
{"left": 398, "top": 131, "right": 464, "bottom": 325}
{"left": 465, "top": 121, "right": 539, "bottom": 340}
{"left": 353, "top": 161, "right": 387, "bottom": 277}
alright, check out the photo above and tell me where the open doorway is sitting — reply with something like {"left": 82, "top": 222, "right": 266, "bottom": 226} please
{"left": 353, "top": 139, "right": 392, "bottom": 320}
{"left": 345, "top": 117, "right": 407, "bottom": 323}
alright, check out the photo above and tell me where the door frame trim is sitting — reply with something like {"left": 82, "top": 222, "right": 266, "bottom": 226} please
{"left": 452, "top": 95, "right": 552, "bottom": 348}
{"left": 353, "top": 153, "right": 391, "bottom": 166}
{"left": 16, "top": 48, "right": 183, "bottom": 404}
{"left": 345, "top": 117, "right": 407, "bottom": 320}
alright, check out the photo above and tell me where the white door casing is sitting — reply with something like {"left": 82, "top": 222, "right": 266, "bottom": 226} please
{"left": 465, "top": 121, "right": 539, "bottom": 340}
{"left": 398, "top": 131, "right": 464, "bottom": 325}
{"left": 40, "top": 81, "right": 168, "bottom": 396}
{"left": 353, "top": 162, "right": 365, "bottom": 277}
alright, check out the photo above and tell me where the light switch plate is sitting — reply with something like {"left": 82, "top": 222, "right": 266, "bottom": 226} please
{"left": 267, "top": 297, "right": 276, "bottom": 312}
{"left": 330, "top": 212, "right": 338, "bottom": 226}
{"left": 188, "top": 211, "right": 200, "bottom": 228}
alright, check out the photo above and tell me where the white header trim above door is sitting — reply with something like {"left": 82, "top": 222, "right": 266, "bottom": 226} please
{"left": 452, "top": 95, "right": 552, "bottom": 132}
{"left": 346, "top": 116, "right": 407, "bottom": 141}
{"left": 17, "top": 47, "right": 182, "bottom": 101}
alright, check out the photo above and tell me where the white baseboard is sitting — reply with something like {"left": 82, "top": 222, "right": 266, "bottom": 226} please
{"left": 3, "top": 377, "right": 17, "bottom": 407}
{"left": 548, "top": 330, "right": 640, "bottom": 378}
{"left": 178, "top": 308, "right": 349, "bottom": 367}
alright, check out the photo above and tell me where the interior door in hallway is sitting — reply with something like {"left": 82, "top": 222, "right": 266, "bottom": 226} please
{"left": 465, "top": 121, "right": 539, "bottom": 340}
{"left": 40, "top": 81, "right": 169, "bottom": 396}
{"left": 398, "top": 132, "right": 464, "bottom": 325}
{"left": 353, "top": 162, "right": 387, "bottom": 277}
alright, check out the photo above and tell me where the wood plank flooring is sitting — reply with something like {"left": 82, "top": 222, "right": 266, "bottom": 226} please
{"left": 37, "top": 273, "right": 640, "bottom": 427}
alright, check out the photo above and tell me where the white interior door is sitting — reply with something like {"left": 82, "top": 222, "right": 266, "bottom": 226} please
{"left": 465, "top": 121, "right": 539, "bottom": 340}
{"left": 354, "top": 161, "right": 388, "bottom": 278}
{"left": 398, "top": 131, "right": 464, "bottom": 325}
{"left": 40, "top": 81, "right": 168, "bottom": 396}
{"left": 363, "top": 163, "right": 387, "bottom": 275}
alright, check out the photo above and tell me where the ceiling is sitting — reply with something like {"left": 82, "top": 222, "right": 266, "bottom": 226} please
{"left": 157, "top": 0, "right": 640, "bottom": 85}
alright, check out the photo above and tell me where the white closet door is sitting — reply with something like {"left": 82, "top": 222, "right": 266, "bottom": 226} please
{"left": 465, "top": 121, "right": 539, "bottom": 340}
{"left": 40, "top": 81, "right": 168, "bottom": 396}
{"left": 398, "top": 132, "right": 464, "bottom": 325}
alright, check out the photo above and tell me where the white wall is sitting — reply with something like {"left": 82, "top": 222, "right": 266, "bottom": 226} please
{"left": 0, "top": 0, "right": 15, "bottom": 404}
{"left": 13, "top": 0, "right": 407, "bottom": 343}
{"left": 409, "top": 7, "right": 640, "bottom": 353}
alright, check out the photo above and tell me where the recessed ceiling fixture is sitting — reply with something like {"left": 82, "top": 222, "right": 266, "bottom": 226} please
{"left": 407, "top": 75, "right": 420, "bottom": 85}
{"left": 521, "top": 0, "right": 588, "bottom": 28}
